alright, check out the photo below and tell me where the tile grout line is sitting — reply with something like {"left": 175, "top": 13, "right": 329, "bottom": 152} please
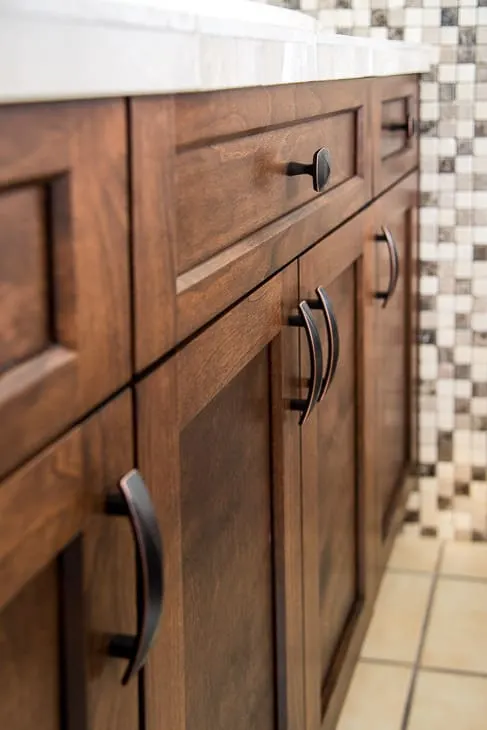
{"left": 388, "top": 565, "right": 487, "bottom": 585}
{"left": 400, "top": 541, "right": 445, "bottom": 730}
{"left": 360, "top": 654, "right": 487, "bottom": 682}
{"left": 360, "top": 656, "right": 415, "bottom": 670}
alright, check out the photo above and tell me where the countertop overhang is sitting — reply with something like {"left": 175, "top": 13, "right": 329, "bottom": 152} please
{"left": 0, "top": 0, "right": 437, "bottom": 104}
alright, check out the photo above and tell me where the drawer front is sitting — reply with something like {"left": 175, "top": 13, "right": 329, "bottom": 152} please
{"left": 0, "top": 102, "right": 130, "bottom": 478}
{"left": 373, "top": 76, "right": 419, "bottom": 195}
{"left": 132, "top": 79, "right": 372, "bottom": 370}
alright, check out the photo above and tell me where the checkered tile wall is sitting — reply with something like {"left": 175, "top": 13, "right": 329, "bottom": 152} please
{"left": 261, "top": 0, "right": 487, "bottom": 541}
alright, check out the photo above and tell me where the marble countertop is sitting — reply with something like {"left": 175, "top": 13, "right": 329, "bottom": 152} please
{"left": 0, "top": 0, "right": 436, "bottom": 103}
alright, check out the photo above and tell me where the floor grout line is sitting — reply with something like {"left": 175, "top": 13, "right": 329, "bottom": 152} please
{"left": 387, "top": 565, "right": 487, "bottom": 585}
{"left": 386, "top": 567, "right": 438, "bottom": 577}
{"left": 435, "top": 573, "right": 487, "bottom": 585}
{"left": 359, "top": 656, "right": 415, "bottom": 669}
{"left": 399, "top": 541, "right": 445, "bottom": 730}
{"left": 420, "top": 665, "right": 487, "bottom": 680}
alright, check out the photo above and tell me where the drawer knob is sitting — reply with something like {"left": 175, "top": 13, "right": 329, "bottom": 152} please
{"left": 382, "top": 114, "right": 417, "bottom": 140}
{"left": 286, "top": 147, "right": 331, "bottom": 193}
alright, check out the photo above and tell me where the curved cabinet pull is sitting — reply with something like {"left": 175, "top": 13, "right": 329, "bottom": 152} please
{"left": 375, "top": 226, "right": 400, "bottom": 309}
{"left": 286, "top": 147, "right": 331, "bottom": 193}
{"left": 105, "top": 469, "right": 164, "bottom": 685}
{"left": 289, "top": 301, "right": 324, "bottom": 425}
{"left": 307, "top": 286, "right": 340, "bottom": 402}
{"left": 375, "top": 226, "right": 399, "bottom": 307}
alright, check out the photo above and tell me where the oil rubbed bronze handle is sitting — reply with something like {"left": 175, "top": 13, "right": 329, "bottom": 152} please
{"left": 382, "top": 114, "right": 416, "bottom": 140}
{"left": 375, "top": 226, "right": 399, "bottom": 309}
{"left": 289, "top": 301, "right": 324, "bottom": 425}
{"left": 286, "top": 147, "right": 331, "bottom": 193}
{"left": 308, "top": 286, "right": 340, "bottom": 402}
{"left": 105, "top": 469, "right": 164, "bottom": 685}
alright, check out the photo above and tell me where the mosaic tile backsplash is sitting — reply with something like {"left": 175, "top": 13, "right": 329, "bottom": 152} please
{"left": 257, "top": 0, "right": 487, "bottom": 541}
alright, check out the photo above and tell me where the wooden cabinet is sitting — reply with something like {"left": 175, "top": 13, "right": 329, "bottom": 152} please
{"left": 367, "top": 172, "right": 419, "bottom": 571}
{"left": 0, "top": 75, "right": 420, "bottom": 730}
{"left": 298, "top": 214, "right": 375, "bottom": 730}
{"left": 0, "top": 101, "right": 130, "bottom": 479}
{"left": 136, "top": 269, "right": 305, "bottom": 730}
{"left": 0, "top": 392, "right": 139, "bottom": 730}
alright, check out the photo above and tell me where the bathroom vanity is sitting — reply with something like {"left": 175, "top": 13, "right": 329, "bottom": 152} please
{"left": 0, "top": 2, "right": 433, "bottom": 729}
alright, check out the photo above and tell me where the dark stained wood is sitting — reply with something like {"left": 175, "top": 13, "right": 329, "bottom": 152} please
{"left": 368, "top": 172, "right": 418, "bottom": 573}
{"left": 0, "top": 76, "right": 420, "bottom": 730}
{"left": 299, "top": 213, "right": 375, "bottom": 730}
{"left": 81, "top": 391, "right": 138, "bottom": 730}
{"left": 0, "top": 101, "right": 130, "bottom": 478}
{"left": 137, "top": 358, "right": 187, "bottom": 730}
{"left": 372, "top": 75, "right": 419, "bottom": 196}
{"left": 176, "top": 175, "right": 367, "bottom": 346}
{"left": 137, "top": 265, "right": 304, "bottom": 730}
{"left": 0, "top": 563, "right": 60, "bottom": 730}
{"left": 0, "top": 423, "right": 84, "bottom": 611}
{"left": 131, "top": 97, "right": 178, "bottom": 370}
{"left": 59, "top": 537, "right": 88, "bottom": 730}
{"left": 270, "top": 266, "right": 304, "bottom": 730}
{"left": 0, "top": 186, "right": 49, "bottom": 374}
{"left": 180, "top": 350, "right": 275, "bottom": 730}
{"left": 177, "top": 275, "right": 282, "bottom": 427}
{"left": 0, "top": 390, "right": 137, "bottom": 730}
{"left": 176, "top": 110, "right": 357, "bottom": 273}
{"left": 132, "top": 79, "right": 372, "bottom": 367}
{"left": 175, "top": 78, "right": 370, "bottom": 148}
{"left": 0, "top": 346, "right": 79, "bottom": 479}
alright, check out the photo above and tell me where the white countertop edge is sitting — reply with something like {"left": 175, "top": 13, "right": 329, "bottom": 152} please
{"left": 0, "top": 0, "right": 436, "bottom": 104}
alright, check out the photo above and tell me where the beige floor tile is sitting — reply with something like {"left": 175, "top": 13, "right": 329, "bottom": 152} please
{"left": 388, "top": 536, "right": 441, "bottom": 573}
{"left": 361, "top": 572, "right": 432, "bottom": 662}
{"left": 441, "top": 541, "right": 487, "bottom": 580}
{"left": 336, "top": 662, "right": 411, "bottom": 730}
{"left": 422, "top": 579, "right": 487, "bottom": 672}
{"left": 408, "top": 671, "right": 487, "bottom": 730}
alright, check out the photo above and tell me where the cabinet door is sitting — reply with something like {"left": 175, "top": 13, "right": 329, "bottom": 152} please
{"left": 0, "top": 392, "right": 142, "bottom": 730}
{"left": 137, "top": 267, "right": 306, "bottom": 730}
{"left": 0, "top": 101, "right": 130, "bottom": 478}
{"left": 369, "top": 172, "right": 419, "bottom": 565}
{"left": 299, "top": 214, "right": 374, "bottom": 730}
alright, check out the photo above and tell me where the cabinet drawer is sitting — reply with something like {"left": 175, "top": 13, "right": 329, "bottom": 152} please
{"left": 132, "top": 79, "right": 372, "bottom": 370}
{"left": 372, "top": 76, "right": 419, "bottom": 195}
{"left": 0, "top": 102, "right": 130, "bottom": 478}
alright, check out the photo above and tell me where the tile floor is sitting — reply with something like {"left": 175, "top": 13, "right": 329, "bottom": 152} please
{"left": 337, "top": 536, "right": 487, "bottom": 730}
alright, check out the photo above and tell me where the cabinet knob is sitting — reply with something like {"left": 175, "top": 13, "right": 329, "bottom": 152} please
{"left": 382, "top": 114, "right": 417, "bottom": 140}
{"left": 286, "top": 147, "right": 331, "bottom": 193}
{"left": 106, "top": 469, "right": 164, "bottom": 685}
